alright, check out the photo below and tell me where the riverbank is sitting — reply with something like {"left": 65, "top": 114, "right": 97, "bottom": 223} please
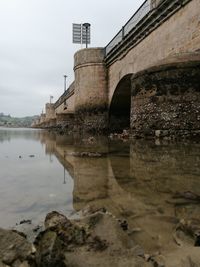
{"left": 1, "top": 206, "right": 200, "bottom": 267}
{"left": 1, "top": 128, "right": 200, "bottom": 266}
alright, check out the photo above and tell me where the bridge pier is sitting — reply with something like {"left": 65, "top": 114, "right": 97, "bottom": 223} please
{"left": 74, "top": 48, "right": 108, "bottom": 133}
{"left": 130, "top": 53, "right": 200, "bottom": 138}
{"left": 56, "top": 113, "right": 75, "bottom": 130}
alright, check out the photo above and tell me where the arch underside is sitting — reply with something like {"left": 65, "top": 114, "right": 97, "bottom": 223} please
{"left": 109, "top": 74, "right": 132, "bottom": 132}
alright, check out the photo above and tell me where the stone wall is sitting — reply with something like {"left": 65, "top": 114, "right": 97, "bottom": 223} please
{"left": 55, "top": 92, "right": 75, "bottom": 114}
{"left": 34, "top": 0, "right": 200, "bottom": 136}
{"left": 108, "top": 0, "right": 200, "bottom": 104}
{"left": 54, "top": 82, "right": 75, "bottom": 115}
{"left": 74, "top": 48, "right": 108, "bottom": 132}
{"left": 40, "top": 113, "right": 46, "bottom": 124}
{"left": 130, "top": 54, "right": 200, "bottom": 138}
{"left": 56, "top": 113, "right": 75, "bottom": 130}
{"left": 45, "top": 103, "right": 56, "bottom": 120}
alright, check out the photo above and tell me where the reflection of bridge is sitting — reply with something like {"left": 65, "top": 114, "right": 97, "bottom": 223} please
{"left": 39, "top": 131, "right": 200, "bottom": 216}
{"left": 38, "top": 131, "right": 143, "bottom": 214}
{"left": 36, "top": 130, "right": 200, "bottom": 254}
{"left": 37, "top": 130, "right": 200, "bottom": 253}
{"left": 33, "top": 0, "right": 200, "bottom": 137}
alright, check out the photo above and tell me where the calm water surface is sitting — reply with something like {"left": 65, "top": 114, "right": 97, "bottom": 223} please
{"left": 0, "top": 127, "right": 200, "bottom": 252}
{"left": 0, "top": 128, "right": 74, "bottom": 227}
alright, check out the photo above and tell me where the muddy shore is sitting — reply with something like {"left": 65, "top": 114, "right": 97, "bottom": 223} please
{"left": 1, "top": 205, "right": 200, "bottom": 267}
{"left": 1, "top": 131, "right": 200, "bottom": 267}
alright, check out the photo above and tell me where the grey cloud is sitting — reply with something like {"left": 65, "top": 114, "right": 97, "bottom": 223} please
{"left": 0, "top": 0, "right": 143, "bottom": 117}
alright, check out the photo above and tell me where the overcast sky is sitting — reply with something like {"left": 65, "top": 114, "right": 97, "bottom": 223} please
{"left": 0, "top": 0, "right": 143, "bottom": 117}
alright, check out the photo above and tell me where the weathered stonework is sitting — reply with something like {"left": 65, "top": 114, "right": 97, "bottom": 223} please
{"left": 54, "top": 83, "right": 75, "bottom": 115}
{"left": 74, "top": 48, "right": 108, "bottom": 132}
{"left": 74, "top": 107, "right": 108, "bottom": 133}
{"left": 33, "top": 0, "right": 200, "bottom": 137}
{"left": 107, "top": 0, "right": 200, "bottom": 104}
{"left": 45, "top": 103, "right": 55, "bottom": 120}
{"left": 56, "top": 113, "right": 75, "bottom": 131}
{"left": 130, "top": 54, "right": 200, "bottom": 138}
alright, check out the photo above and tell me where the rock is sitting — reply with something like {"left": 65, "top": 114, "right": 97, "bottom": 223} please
{"left": 194, "top": 234, "right": 200, "bottom": 246}
{"left": 155, "top": 130, "right": 169, "bottom": 138}
{"left": 121, "top": 129, "right": 129, "bottom": 139}
{"left": 119, "top": 220, "right": 128, "bottom": 231}
{"left": 14, "top": 222, "right": 43, "bottom": 244}
{"left": 164, "top": 247, "right": 200, "bottom": 267}
{"left": 70, "top": 152, "right": 103, "bottom": 158}
{"left": 81, "top": 205, "right": 107, "bottom": 217}
{"left": 180, "top": 255, "right": 200, "bottom": 267}
{"left": 155, "top": 130, "right": 161, "bottom": 138}
{"left": 0, "top": 228, "right": 35, "bottom": 267}
{"left": 175, "top": 218, "right": 200, "bottom": 240}
{"left": 143, "top": 254, "right": 151, "bottom": 261}
{"left": 44, "top": 211, "right": 71, "bottom": 229}
{"left": 173, "top": 191, "right": 200, "bottom": 202}
{"left": 34, "top": 230, "right": 62, "bottom": 267}
{"left": 109, "top": 129, "right": 129, "bottom": 140}
{"left": 82, "top": 136, "right": 96, "bottom": 144}
{"left": 19, "top": 220, "right": 32, "bottom": 225}
{"left": 151, "top": 255, "right": 166, "bottom": 267}
{"left": 32, "top": 226, "right": 41, "bottom": 233}
{"left": 34, "top": 211, "right": 151, "bottom": 267}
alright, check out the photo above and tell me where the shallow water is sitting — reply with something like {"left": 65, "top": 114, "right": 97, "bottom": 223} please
{"left": 0, "top": 128, "right": 74, "bottom": 227}
{"left": 0, "top": 127, "right": 200, "bottom": 252}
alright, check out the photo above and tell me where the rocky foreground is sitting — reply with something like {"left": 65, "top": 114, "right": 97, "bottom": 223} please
{"left": 0, "top": 209, "right": 200, "bottom": 267}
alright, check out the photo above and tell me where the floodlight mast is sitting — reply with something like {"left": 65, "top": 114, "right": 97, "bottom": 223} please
{"left": 83, "top": 23, "right": 91, "bottom": 48}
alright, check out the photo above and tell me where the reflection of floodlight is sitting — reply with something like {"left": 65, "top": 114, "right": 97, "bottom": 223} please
{"left": 63, "top": 167, "right": 66, "bottom": 184}
{"left": 63, "top": 75, "right": 67, "bottom": 92}
{"left": 63, "top": 151, "right": 66, "bottom": 184}
{"left": 83, "top": 23, "right": 91, "bottom": 48}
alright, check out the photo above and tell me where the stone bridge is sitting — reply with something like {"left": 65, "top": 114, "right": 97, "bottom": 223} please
{"left": 33, "top": 0, "right": 200, "bottom": 138}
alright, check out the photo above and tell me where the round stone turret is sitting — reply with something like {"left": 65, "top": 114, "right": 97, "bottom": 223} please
{"left": 74, "top": 48, "right": 108, "bottom": 132}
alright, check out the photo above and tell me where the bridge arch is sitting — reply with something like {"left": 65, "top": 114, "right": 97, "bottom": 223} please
{"left": 109, "top": 74, "right": 133, "bottom": 132}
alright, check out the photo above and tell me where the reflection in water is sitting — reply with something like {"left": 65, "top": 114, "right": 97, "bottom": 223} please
{"left": 0, "top": 128, "right": 41, "bottom": 143}
{"left": 0, "top": 128, "right": 74, "bottom": 228}
{"left": 0, "top": 127, "right": 200, "bottom": 254}
{"left": 38, "top": 132, "right": 200, "bottom": 253}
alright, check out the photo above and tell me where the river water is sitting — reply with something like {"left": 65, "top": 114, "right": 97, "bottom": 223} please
{"left": 0, "top": 127, "right": 200, "bottom": 253}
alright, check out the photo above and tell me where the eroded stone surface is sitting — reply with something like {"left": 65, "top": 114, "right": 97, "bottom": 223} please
{"left": 1, "top": 208, "right": 200, "bottom": 266}
{"left": 34, "top": 211, "right": 151, "bottom": 267}
{"left": 131, "top": 61, "right": 200, "bottom": 139}
{"left": 0, "top": 228, "right": 35, "bottom": 267}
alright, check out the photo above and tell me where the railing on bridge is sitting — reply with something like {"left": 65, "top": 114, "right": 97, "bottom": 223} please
{"left": 54, "top": 82, "right": 75, "bottom": 109}
{"left": 105, "top": 0, "right": 152, "bottom": 56}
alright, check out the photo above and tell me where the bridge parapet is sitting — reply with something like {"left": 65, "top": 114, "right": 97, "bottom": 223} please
{"left": 54, "top": 82, "right": 75, "bottom": 112}
{"left": 105, "top": 0, "right": 151, "bottom": 56}
{"left": 105, "top": 0, "right": 192, "bottom": 65}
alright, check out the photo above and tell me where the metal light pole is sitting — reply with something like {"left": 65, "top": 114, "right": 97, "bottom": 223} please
{"left": 49, "top": 95, "right": 53, "bottom": 104}
{"left": 83, "top": 23, "right": 90, "bottom": 48}
{"left": 63, "top": 75, "right": 67, "bottom": 92}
